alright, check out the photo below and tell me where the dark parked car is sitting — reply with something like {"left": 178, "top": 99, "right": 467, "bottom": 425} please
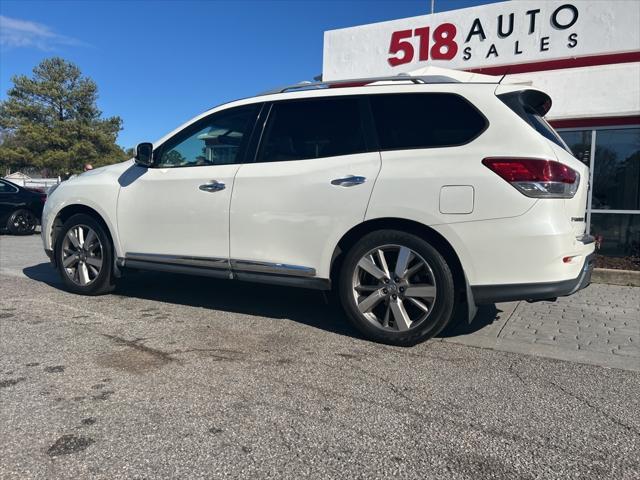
{"left": 0, "top": 179, "right": 47, "bottom": 235}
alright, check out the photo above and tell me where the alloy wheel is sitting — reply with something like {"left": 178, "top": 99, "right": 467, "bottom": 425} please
{"left": 12, "top": 211, "right": 36, "bottom": 234}
{"left": 61, "top": 225, "right": 104, "bottom": 286}
{"left": 351, "top": 244, "right": 437, "bottom": 332}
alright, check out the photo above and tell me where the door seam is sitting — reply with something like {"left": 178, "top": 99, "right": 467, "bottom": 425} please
{"left": 362, "top": 151, "right": 383, "bottom": 222}
{"left": 227, "top": 164, "right": 243, "bottom": 278}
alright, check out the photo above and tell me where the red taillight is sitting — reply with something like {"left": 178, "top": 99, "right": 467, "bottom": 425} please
{"left": 482, "top": 158, "right": 576, "bottom": 183}
{"left": 482, "top": 157, "right": 579, "bottom": 198}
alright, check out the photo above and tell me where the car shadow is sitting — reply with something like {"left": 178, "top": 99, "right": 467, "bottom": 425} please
{"left": 23, "top": 262, "right": 502, "bottom": 342}
{"left": 117, "top": 163, "right": 147, "bottom": 187}
{"left": 23, "top": 261, "right": 62, "bottom": 286}
{"left": 23, "top": 262, "right": 360, "bottom": 338}
{"left": 437, "top": 303, "right": 501, "bottom": 338}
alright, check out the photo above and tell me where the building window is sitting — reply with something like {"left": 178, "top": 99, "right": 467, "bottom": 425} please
{"left": 560, "top": 130, "right": 591, "bottom": 166}
{"left": 559, "top": 126, "right": 640, "bottom": 260}
{"left": 591, "top": 129, "right": 640, "bottom": 210}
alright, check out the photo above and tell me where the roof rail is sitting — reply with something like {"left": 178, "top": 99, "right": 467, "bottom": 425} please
{"left": 258, "top": 74, "right": 460, "bottom": 96}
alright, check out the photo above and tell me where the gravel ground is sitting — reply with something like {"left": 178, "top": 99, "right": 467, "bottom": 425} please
{"left": 1, "top": 234, "right": 639, "bottom": 479}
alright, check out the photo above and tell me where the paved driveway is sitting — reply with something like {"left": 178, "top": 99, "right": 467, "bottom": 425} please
{"left": 442, "top": 285, "right": 639, "bottom": 372}
{"left": 1, "top": 234, "right": 639, "bottom": 479}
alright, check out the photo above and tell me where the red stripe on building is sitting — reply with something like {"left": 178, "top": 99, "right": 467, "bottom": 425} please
{"left": 465, "top": 51, "right": 640, "bottom": 76}
{"left": 549, "top": 116, "right": 640, "bottom": 129}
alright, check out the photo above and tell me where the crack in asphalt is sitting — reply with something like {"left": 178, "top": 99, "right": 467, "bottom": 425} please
{"left": 507, "top": 358, "right": 640, "bottom": 442}
{"left": 321, "top": 352, "right": 631, "bottom": 467}
{"left": 508, "top": 359, "right": 527, "bottom": 385}
{"left": 340, "top": 359, "right": 418, "bottom": 405}
{"left": 547, "top": 379, "right": 640, "bottom": 437}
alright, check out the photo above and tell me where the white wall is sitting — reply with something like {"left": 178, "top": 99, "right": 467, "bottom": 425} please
{"left": 323, "top": 0, "right": 640, "bottom": 80}
{"left": 322, "top": 0, "right": 640, "bottom": 121}
{"left": 513, "top": 62, "right": 640, "bottom": 120}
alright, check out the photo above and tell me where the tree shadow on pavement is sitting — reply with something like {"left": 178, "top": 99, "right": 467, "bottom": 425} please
{"left": 24, "top": 262, "right": 501, "bottom": 342}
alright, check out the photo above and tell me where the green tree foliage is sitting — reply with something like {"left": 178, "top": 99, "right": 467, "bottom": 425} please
{"left": 0, "top": 57, "right": 127, "bottom": 175}
{"left": 161, "top": 149, "right": 186, "bottom": 166}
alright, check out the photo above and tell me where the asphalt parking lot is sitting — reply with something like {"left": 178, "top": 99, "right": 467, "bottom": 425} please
{"left": 1, "top": 234, "right": 639, "bottom": 479}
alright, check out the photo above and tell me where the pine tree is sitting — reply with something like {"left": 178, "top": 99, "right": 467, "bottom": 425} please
{"left": 0, "top": 57, "right": 127, "bottom": 175}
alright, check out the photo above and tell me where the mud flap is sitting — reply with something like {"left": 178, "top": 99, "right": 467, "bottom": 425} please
{"left": 465, "top": 272, "right": 478, "bottom": 323}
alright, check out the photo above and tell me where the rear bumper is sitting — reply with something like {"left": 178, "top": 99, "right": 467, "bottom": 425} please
{"left": 471, "top": 252, "right": 594, "bottom": 304}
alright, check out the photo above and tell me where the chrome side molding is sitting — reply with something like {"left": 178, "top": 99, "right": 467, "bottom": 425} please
{"left": 124, "top": 253, "right": 316, "bottom": 278}
{"left": 126, "top": 252, "right": 229, "bottom": 269}
{"left": 230, "top": 259, "right": 316, "bottom": 277}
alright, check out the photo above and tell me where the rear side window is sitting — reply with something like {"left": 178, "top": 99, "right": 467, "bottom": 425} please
{"left": 498, "top": 90, "right": 569, "bottom": 151}
{"left": 258, "top": 97, "right": 367, "bottom": 162}
{"left": 370, "top": 93, "right": 487, "bottom": 150}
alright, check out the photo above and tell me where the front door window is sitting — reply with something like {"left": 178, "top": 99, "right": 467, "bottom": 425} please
{"left": 156, "top": 104, "right": 259, "bottom": 168}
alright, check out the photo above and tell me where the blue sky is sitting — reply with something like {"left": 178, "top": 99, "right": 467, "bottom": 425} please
{"left": 0, "top": 0, "right": 497, "bottom": 149}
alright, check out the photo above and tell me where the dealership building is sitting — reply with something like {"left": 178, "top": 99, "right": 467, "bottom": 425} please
{"left": 323, "top": 0, "right": 640, "bottom": 258}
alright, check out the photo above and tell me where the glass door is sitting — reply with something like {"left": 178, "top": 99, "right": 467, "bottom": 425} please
{"left": 559, "top": 126, "right": 640, "bottom": 258}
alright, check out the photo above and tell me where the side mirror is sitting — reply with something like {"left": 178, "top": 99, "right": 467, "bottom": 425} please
{"left": 135, "top": 142, "right": 154, "bottom": 167}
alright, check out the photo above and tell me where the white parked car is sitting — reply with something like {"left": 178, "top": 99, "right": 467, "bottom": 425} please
{"left": 41, "top": 75, "right": 594, "bottom": 346}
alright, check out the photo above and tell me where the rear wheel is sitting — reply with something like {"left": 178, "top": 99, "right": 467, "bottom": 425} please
{"left": 7, "top": 209, "right": 37, "bottom": 235}
{"left": 55, "top": 214, "right": 115, "bottom": 295}
{"left": 339, "top": 230, "right": 455, "bottom": 346}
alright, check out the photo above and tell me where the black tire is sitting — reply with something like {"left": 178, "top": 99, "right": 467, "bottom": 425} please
{"left": 338, "top": 230, "right": 455, "bottom": 346}
{"left": 55, "top": 213, "right": 115, "bottom": 295}
{"left": 6, "top": 209, "right": 37, "bottom": 235}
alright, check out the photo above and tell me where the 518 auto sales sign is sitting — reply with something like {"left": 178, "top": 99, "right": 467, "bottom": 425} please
{"left": 322, "top": 0, "right": 640, "bottom": 80}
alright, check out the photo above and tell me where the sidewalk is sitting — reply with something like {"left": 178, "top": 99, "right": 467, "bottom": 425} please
{"left": 443, "top": 284, "right": 640, "bottom": 372}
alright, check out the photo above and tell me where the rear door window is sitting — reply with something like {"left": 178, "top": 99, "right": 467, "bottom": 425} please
{"left": 258, "top": 97, "right": 368, "bottom": 162}
{"left": 369, "top": 93, "right": 487, "bottom": 151}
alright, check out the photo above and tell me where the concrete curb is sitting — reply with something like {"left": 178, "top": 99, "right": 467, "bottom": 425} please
{"left": 592, "top": 268, "right": 640, "bottom": 287}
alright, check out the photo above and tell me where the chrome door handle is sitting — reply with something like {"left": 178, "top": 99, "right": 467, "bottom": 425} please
{"left": 199, "top": 181, "right": 226, "bottom": 192}
{"left": 331, "top": 175, "right": 367, "bottom": 187}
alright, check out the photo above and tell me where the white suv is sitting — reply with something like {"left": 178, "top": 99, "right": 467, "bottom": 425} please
{"left": 41, "top": 75, "right": 595, "bottom": 346}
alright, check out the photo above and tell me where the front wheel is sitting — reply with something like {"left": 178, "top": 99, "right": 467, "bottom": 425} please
{"left": 339, "top": 230, "right": 455, "bottom": 346}
{"left": 55, "top": 213, "right": 115, "bottom": 295}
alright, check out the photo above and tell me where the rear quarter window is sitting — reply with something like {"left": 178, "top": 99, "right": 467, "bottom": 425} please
{"left": 498, "top": 90, "right": 569, "bottom": 152}
{"left": 369, "top": 93, "right": 488, "bottom": 151}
